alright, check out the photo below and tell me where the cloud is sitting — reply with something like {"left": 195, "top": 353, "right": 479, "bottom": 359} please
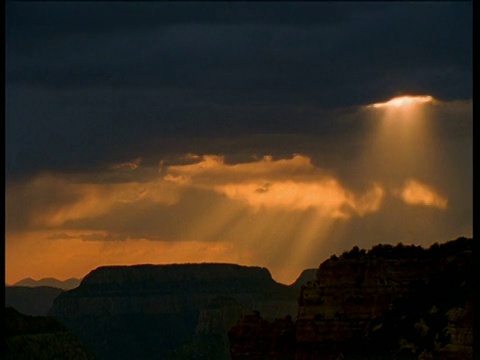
{"left": 47, "top": 231, "right": 130, "bottom": 242}
{"left": 6, "top": 3, "right": 471, "bottom": 110}
{"left": 5, "top": 172, "right": 181, "bottom": 231}
{"left": 394, "top": 179, "right": 448, "bottom": 209}
{"left": 164, "top": 154, "right": 385, "bottom": 218}
{"left": 6, "top": 154, "right": 385, "bottom": 238}
{"left": 110, "top": 157, "right": 142, "bottom": 170}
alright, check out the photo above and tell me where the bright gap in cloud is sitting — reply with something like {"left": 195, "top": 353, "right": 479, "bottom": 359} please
{"left": 370, "top": 95, "right": 434, "bottom": 108}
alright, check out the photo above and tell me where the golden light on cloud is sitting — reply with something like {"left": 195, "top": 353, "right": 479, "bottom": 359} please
{"left": 371, "top": 95, "right": 434, "bottom": 108}
{"left": 215, "top": 181, "right": 384, "bottom": 218}
{"left": 164, "top": 154, "right": 385, "bottom": 218}
{"left": 395, "top": 179, "right": 448, "bottom": 209}
{"left": 6, "top": 173, "right": 181, "bottom": 229}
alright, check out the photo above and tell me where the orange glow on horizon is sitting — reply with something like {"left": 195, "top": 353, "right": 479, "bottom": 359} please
{"left": 5, "top": 232, "right": 249, "bottom": 285}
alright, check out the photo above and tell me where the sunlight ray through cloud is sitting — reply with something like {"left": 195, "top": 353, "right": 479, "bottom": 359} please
{"left": 5, "top": 2, "right": 472, "bottom": 288}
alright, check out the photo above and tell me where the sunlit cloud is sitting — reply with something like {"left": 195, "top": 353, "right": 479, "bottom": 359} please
{"left": 215, "top": 181, "right": 384, "bottom": 218}
{"left": 164, "top": 154, "right": 321, "bottom": 183}
{"left": 6, "top": 173, "right": 181, "bottom": 229}
{"left": 164, "top": 154, "right": 385, "bottom": 218}
{"left": 394, "top": 179, "right": 448, "bottom": 209}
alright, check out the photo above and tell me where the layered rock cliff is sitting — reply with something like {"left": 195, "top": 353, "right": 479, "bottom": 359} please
{"left": 227, "top": 237, "right": 473, "bottom": 360}
{"left": 295, "top": 237, "right": 473, "bottom": 359}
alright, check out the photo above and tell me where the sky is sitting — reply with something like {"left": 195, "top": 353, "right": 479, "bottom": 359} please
{"left": 5, "top": 1, "right": 472, "bottom": 285}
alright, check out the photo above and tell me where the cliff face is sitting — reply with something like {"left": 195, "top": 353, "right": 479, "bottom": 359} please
{"left": 295, "top": 238, "right": 473, "bottom": 359}
{"left": 227, "top": 238, "right": 473, "bottom": 360}
{"left": 49, "top": 263, "right": 299, "bottom": 360}
{"left": 297, "top": 258, "right": 440, "bottom": 342}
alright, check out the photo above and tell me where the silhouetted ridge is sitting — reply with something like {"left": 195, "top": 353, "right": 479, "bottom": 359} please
{"left": 333, "top": 236, "right": 472, "bottom": 261}
{"left": 76, "top": 263, "right": 275, "bottom": 296}
{"left": 13, "top": 277, "right": 81, "bottom": 290}
{"left": 289, "top": 269, "right": 316, "bottom": 288}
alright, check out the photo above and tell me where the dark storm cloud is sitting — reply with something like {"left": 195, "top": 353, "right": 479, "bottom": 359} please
{"left": 5, "top": 2, "right": 472, "bottom": 179}
{"left": 6, "top": 1, "right": 358, "bottom": 39}
{"left": 7, "top": 2, "right": 471, "bottom": 99}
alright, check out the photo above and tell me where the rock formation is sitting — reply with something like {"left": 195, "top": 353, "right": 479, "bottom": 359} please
{"left": 296, "top": 237, "right": 473, "bottom": 359}
{"left": 49, "top": 263, "right": 301, "bottom": 360}
{"left": 227, "top": 237, "right": 473, "bottom": 360}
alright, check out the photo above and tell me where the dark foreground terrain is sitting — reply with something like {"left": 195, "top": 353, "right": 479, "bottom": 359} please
{"left": 4, "top": 307, "right": 97, "bottom": 360}
{"left": 5, "top": 237, "right": 472, "bottom": 359}
{"left": 49, "top": 263, "right": 310, "bottom": 359}
{"left": 5, "top": 286, "right": 64, "bottom": 316}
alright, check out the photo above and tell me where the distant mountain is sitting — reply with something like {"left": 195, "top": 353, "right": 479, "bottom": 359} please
{"left": 50, "top": 263, "right": 303, "bottom": 360}
{"left": 288, "top": 268, "right": 316, "bottom": 288}
{"left": 5, "top": 286, "right": 64, "bottom": 316}
{"left": 13, "top": 277, "right": 81, "bottom": 290}
{"left": 5, "top": 307, "right": 97, "bottom": 360}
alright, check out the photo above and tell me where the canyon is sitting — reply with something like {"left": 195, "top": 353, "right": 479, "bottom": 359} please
{"left": 6, "top": 237, "right": 472, "bottom": 359}
{"left": 49, "top": 263, "right": 310, "bottom": 359}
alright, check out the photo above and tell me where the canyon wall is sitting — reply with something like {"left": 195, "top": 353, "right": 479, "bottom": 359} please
{"left": 227, "top": 238, "right": 473, "bottom": 360}
{"left": 296, "top": 238, "right": 473, "bottom": 359}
